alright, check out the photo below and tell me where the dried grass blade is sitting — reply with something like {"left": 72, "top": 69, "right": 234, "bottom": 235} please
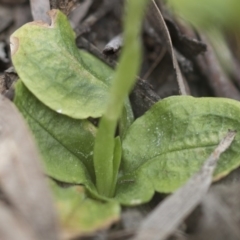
{"left": 147, "top": 0, "right": 190, "bottom": 95}
{"left": 0, "top": 95, "right": 59, "bottom": 240}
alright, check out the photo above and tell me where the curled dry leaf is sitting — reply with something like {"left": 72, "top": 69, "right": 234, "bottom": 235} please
{"left": 0, "top": 95, "right": 59, "bottom": 240}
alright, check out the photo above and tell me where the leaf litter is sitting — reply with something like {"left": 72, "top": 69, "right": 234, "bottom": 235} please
{"left": 0, "top": 94, "right": 59, "bottom": 240}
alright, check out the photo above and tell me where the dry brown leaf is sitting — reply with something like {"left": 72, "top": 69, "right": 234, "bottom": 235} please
{"left": 0, "top": 95, "right": 59, "bottom": 240}
{"left": 0, "top": 201, "right": 37, "bottom": 240}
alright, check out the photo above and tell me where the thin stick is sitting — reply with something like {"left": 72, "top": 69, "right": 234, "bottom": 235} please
{"left": 30, "top": 0, "right": 50, "bottom": 23}
{"left": 147, "top": 1, "right": 190, "bottom": 95}
{"left": 75, "top": 0, "right": 114, "bottom": 37}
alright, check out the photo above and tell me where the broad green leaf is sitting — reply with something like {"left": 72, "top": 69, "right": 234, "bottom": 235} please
{"left": 10, "top": 10, "right": 133, "bottom": 120}
{"left": 122, "top": 96, "right": 240, "bottom": 193}
{"left": 67, "top": 49, "right": 134, "bottom": 136}
{"left": 50, "top": 180, "right": 120, "bottom": 237}
{"left": 14, "top": 81, "right": 97, "bottom": 188}
{"left": 93, "top": 0, "right": 148, "bottom": 198}
{"left": 115, "top": 172, "right": 154, "bottom": 206}
{"left": 14, "top": 80, "right": 154, "bottom": 206}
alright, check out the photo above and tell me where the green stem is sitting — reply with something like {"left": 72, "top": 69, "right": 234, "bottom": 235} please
{"left": 93, "top": 0, "right": 149, "bottom": 198}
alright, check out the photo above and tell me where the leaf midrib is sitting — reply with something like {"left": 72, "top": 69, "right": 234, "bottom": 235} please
{"left": 126, "top": 143, "right": 218, "bottom": 174}
{"left": 19, "top": 101, "right": 94, "bottom": 182}
{"left": 20, "top": 36, "right": 109, "bottom": 91}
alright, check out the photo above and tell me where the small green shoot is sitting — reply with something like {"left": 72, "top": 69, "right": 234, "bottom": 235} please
{"left": 93, "top": 0, "right": 149, "bottom": 197}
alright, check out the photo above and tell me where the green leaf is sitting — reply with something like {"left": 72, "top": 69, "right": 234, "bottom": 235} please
{"left": 122, "top": 96, "right": 240, "bottom": 193}
{"left": 70, "top": 50, "right": 134, "bottom": 134}
{"left": 93, "top": 0, "right": 148, "bottom": 198}
{"left": 115, "top": 172, "right": 154, "bottom": 206}
{"left": 110, "top": 137, "right": 122, "bottom": 197}
{"left": 14, "top": 81, "right": 97, "bottom": 188}
{"left": 12, "top": 80, "right": 151, "bottom": 204}
{"left": 50, "top": 180, "right": 120, "bottom": 237}
{"left": 11, "top": 10, "right": 114, "bottom": 119}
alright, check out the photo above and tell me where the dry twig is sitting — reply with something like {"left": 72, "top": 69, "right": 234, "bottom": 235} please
{"left": 103, "top": 34, "right": 123, "bottom": 55}
{"left": 196, "top": 35, "right": 240, "bottom": 100}
{"left": 30, "top": 0, "right": 50, "bottom": 23}
{"left": 75, "top": 0, "right": 115, "bottom": 37}
{"left": 146, "top": 0, "right": 190, "bottom": 95}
